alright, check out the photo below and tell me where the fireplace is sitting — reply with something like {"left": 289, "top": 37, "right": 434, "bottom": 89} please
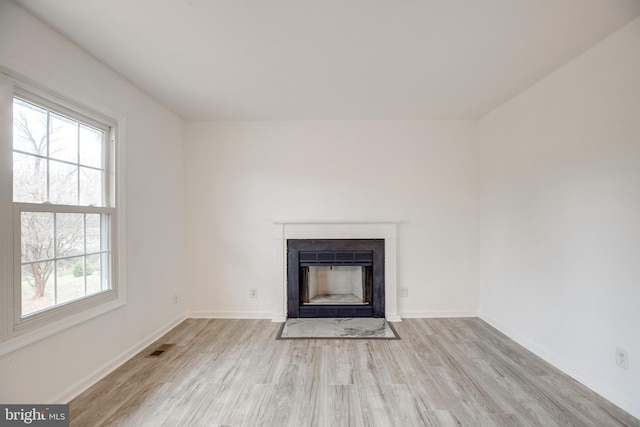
{"left": 287, "top": 239, "right": 385, "bottom": 318}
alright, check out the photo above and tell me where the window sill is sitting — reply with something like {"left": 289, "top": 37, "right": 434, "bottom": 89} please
{"left": 0, "top": 297, "right": 125, "bottom": 357}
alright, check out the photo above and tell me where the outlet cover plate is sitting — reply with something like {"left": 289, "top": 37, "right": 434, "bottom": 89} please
{"left": 616, "top": 347, "right": 629, "bottom": 370}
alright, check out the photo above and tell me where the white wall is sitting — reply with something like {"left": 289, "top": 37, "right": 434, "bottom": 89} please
{"left": 478, "top": 17, "right": 640, "bottom": 418}
{"left": 185, "top": 120, "right": 479, "bottom": 318}
{"left": 0, "top": 2, "right": 186, "bottom": 403}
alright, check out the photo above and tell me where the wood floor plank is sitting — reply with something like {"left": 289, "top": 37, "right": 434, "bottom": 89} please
{"left": 69, "top": 318, "right": 640, "bottom": 426}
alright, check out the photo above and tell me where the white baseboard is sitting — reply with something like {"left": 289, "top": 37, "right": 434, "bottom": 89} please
{"left": 187, "top": 310, "right": 277, "bottom": 319}
{"left": 51, "top": 312, "right": 187, "bottom": 404}
{"left": 399, "top": 309, "right": 478, "bottom": 318}
{"left": 479, "top": 312, "right": 640, "bottom": 420}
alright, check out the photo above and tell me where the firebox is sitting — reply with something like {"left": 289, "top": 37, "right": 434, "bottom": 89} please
{"left": 287, "top": 239, "right": 385, "bottom": 318}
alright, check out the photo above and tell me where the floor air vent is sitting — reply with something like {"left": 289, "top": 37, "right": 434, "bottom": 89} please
{"left": 147, "top": 343, "right": 174, "bottom": 358}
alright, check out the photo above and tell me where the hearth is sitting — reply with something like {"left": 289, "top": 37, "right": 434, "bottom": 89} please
{"left": 287, "top": 239, "right": 385, "bottom": 318}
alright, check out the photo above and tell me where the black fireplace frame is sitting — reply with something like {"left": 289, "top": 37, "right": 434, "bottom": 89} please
{"left": 287, "top": 239, "right": 385, "bottom": 318}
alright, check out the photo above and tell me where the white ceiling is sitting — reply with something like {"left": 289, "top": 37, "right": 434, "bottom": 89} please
{"left": 13, "top": 0, "right": 640, "bottom": 120}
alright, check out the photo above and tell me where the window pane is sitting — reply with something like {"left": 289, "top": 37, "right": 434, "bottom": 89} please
{"left": 56, "top": 213, "right": 84, "bottom": 257}
{"left": 86, "top": 254, "right": 101, "bottom": 295}
{"left": 49, "top": 160, "right": 78, "bottom": 205}
{"left": 49, "top": 113, "right": 78, "bottom": 163}
{"left": 21, "top": 212, "right": 54, "bottom": 262}
{"left": 57, "top": 256, "right": 85, "bottom": 304}
{"left": 79, "top": 167, "right": 103, "bottom": 206}
{"left": 86, "top": 214, "right": 101, "bottom": 253}
{"left": 13, "top": 98, "right": 47, "bottom": 156}
{"left": 22, "top": 262, "right": 55, "bottom": 316}
{"left": 79, "top": 125, "right": 103, "bottom": 168}
{"left": 13, "top": 89, "right": 115, "bottom": 323}
{"left": 13, "top": 152, "right": 47, "bottom": 203}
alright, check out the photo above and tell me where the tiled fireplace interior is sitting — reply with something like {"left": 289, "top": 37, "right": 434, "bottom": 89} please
{"left": 302, "top": 266, "right": 370, "bottom": 305}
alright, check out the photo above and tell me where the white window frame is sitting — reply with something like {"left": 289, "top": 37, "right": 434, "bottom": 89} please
{"left": 0, "top": 70, "right": 126, "bottom": 356}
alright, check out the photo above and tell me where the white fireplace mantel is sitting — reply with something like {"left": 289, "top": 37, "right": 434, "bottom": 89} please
{"left": 272, "top": 221, "right": 400, "bottom": 322}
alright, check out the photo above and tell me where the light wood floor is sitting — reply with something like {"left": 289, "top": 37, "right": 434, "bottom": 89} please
{"left": 70, "top": 318, "right": 639, "bottom": 426}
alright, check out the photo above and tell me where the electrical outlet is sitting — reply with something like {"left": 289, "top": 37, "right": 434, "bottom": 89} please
{"left": 173, "top": 293, "right": 178, "bottom": 304}
{"left": 400, "top": 287, "right": 408, "bottom": 298}
{"left": 250, "top": 288, "right": 257, "bottom": 299}
{"left": 616, "top": 347, "right": 629, "bottom": 370}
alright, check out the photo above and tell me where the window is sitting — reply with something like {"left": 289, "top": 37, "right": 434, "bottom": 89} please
{"left": 1, "top": 74, "right": 122, "bottom": 340}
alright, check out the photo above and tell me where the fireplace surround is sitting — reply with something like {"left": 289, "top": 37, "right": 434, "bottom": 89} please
{"left": 287, "top": 239, "right": 385, "bottom": 318}
{"left": 272, "top": 221, "right": 400, "bottom": 322}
